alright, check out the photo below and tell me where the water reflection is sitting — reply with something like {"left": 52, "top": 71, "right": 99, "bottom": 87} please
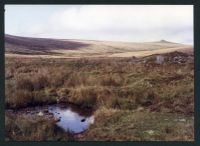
{"left": 48, "top": 105, "right": 94, "bottom": 134}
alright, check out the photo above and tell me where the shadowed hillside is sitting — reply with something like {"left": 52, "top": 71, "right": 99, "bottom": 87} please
{"left": 5, "top": 34, "right": 90, "bottom": 55}
{"left": 5, "top": 34, "right": 193, "bottom": 58}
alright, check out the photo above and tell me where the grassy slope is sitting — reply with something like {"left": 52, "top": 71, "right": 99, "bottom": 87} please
{"left": 5, "top": 52, "right": 194, "bottom": 141}
{"left": 5, "top": 34, "right": 193, "bottom": 58}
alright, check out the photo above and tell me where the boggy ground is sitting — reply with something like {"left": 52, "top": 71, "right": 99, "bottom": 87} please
{"left": 5, "top": 51, "right": 194, "bottom": 141}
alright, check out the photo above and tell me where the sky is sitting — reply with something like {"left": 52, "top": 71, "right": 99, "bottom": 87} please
{"left": 5, "top": 5, "right": 193, "bottom": 44}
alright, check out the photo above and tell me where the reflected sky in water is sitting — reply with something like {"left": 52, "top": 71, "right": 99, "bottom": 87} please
{"left": 48, "top": 105, "right": 94, "bottom": 134}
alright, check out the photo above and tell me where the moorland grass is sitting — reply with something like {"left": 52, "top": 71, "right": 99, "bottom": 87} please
{"left": 5, "top": 54, "right": 194, "bottom": 141}
{"left": 5, "top": 113, "right": 75, "bottom": 141}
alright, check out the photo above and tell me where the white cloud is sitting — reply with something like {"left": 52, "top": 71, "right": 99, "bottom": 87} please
{"left": 5, "top": 5, "right": 193, "bottom": 44}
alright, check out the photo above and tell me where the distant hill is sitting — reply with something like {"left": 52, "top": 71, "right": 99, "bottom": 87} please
{"left": 5, "top": 34, "right": 90, "bottom": 55}
{"left": 5, "top": 34, "right": 193, "bottom": 58}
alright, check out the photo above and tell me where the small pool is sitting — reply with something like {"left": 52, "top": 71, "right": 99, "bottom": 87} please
{"left": 48, "top": 104, "right": 94, "bottom": 134}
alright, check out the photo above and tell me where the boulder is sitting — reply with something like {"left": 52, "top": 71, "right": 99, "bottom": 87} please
{"left": 155, "top": 55, "right": 164, "bottom": 64}
{"left": 37, "top": 111, "right": 44, "bottom": 116}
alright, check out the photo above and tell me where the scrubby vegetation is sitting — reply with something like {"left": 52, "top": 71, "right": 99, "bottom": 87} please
{"left": 5, "top": 113, "right": 74, "bottom": 141}
{"left": 5, "top": 51, "right": 194, "bottom": 141}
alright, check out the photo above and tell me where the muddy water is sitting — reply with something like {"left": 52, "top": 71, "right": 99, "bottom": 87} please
{"left": 48, "top": 104, "right": 94, "bottom": 133}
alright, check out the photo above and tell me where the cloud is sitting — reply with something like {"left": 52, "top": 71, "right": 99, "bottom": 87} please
{"left": 5, "top": 5, "right": 193, "bottom": 44}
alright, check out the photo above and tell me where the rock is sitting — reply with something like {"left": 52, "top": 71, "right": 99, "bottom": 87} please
{"left": 12, "top": 131, "right": 16, "bottom": 135}
{"left": 145, "top": 130, "right": 155, "bottom": 135}
{"left": 155, "top": 55, "right": 164, "bottom": 64}
{"left": 54, "top": 117, "right": 61, "bottom": 122}
{"left": 81, "top": 119, "right": 86, "bottom": 122}
{"left": 56, "top": 98, "right": 60, "bottom": 103}
{"left": 75, "top": 134, "right": 84, "bottom": 139}
{"left": 136, "top": 107, "right": 144, "bottom": 112}
{"left": 88, "top": 116, "right": 95, "bottom": 124}
{"left": 37, "top": 111, "right": 44, "bottom": 116}
{"left": 179, "top": 119, "right": 186, "bottom": 122}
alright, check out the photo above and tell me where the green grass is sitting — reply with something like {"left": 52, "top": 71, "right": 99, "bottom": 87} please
{"left": 80, "top": 108, "right": 193, "bottom": 141}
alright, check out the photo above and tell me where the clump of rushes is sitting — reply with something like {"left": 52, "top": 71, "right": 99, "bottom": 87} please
{"left": 5, "top": 89, "right": 33, "bottom": 109}
{"left": 16, "top": 77, "right": 34, "bottom": 91}
{"left": 68, "top": 86, "right": 98, "bottom": 108}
